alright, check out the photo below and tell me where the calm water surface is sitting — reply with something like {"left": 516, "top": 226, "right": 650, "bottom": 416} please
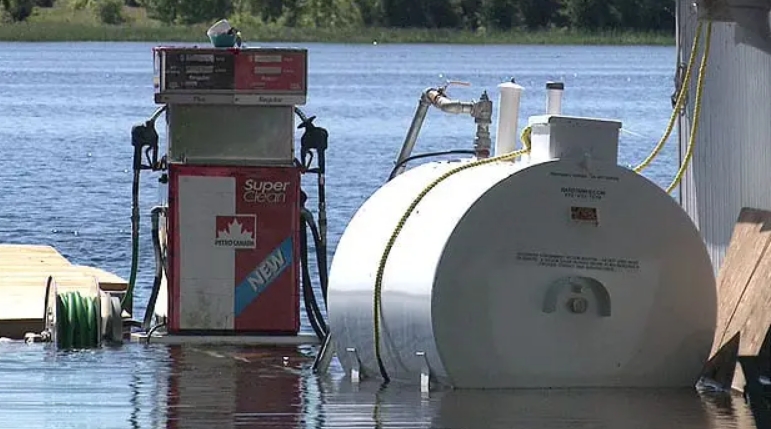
{"left": 0, "top": 42, "right": 758, "bottom": 428}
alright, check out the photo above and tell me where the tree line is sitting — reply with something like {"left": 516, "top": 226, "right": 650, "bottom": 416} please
{"left": 3, "top": 0, "right": 676, "bottom": 33}
{"left": 141, "top": 0, "right": 675, "bottom": 32}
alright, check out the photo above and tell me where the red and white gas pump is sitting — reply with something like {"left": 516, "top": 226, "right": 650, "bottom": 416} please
{"left": 129, "top": 45, "right": 329, "bottom": 340}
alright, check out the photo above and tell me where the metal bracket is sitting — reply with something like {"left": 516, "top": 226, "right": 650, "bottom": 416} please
{"left": 543, "top": 276, "right": 611, "bottom": 317}
{"left": 42, "top": 276, "right": 57, "bottom": 345}
{"left": 416, "top": 351, "right": 432, "bottom": 394}
{"left": 672, "top": 61, "right": 688, "bottom": 110}
{"left": 346, "top": 347, "right": 363, "bottom": 383}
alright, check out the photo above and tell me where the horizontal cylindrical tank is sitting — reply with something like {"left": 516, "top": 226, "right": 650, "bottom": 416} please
{"left": 328, "top": 125, "right": 716, "bottom": 389}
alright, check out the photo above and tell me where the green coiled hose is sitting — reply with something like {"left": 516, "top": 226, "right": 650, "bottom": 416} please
{"left": 56, "top": 291, "right": 101, "bottom": 349}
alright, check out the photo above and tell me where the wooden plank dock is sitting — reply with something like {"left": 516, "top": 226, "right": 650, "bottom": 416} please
{"left": 0, "top": 244, "right": 129, "bottom": 339}
{"left": 702, "top": 208, "right": 771, "bottom": 392}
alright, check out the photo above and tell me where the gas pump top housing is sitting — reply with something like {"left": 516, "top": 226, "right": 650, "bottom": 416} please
{"left": 153, "top": 46, "right": 308, "bottom": 166}
{"left": 153, "top": 46, "right": 308, "bottom": 106}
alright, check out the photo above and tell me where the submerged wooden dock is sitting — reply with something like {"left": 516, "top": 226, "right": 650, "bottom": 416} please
{"left": 0, "top": 244, "right": 128, "bottom": 339}
{"left": 702, "top": 207, "right": 771, "bottom": 392}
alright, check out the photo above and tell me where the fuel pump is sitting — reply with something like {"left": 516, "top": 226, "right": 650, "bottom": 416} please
{"left": 129, "top": 45, "right": 329, "bottom": 340}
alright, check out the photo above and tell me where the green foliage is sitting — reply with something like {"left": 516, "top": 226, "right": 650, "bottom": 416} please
{"left": 49, "top": 0, "right": 677, "bottom": 33}
{"left": 68, "top": 0, "right": 91, "bottom": 10}
{"left": 140, "top": 0, "right": 231, "bottom": 24}
{"left": 290, "top": 0, "right": 363, "bottom": 28}
{"left": 91, "top": 0, "right": 125, "bottom": 24}
{"left": 138, "top": 0, "right": 176, "bottom": 23}
{"left": 176, "top": 0, "right": 232, "bottom": 24}
{"left": 1, "top": 0, "right": 35, "bottom": 21}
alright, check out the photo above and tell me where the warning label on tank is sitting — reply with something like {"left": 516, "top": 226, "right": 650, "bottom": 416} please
{"left": 550, "top": 171, "right": 619, "bottom": 182}
{"left": 515, "top": 252, "right": 640, "bottom": 273}
{"left": 571, "top": 206, "right": 599, "bottom": 226}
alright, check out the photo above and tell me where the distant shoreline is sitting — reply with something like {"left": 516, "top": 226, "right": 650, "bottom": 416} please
{"left": 0, "top": 23, "right": 674, "bottom": 46}
{"left": 0, "top": 5, "right": 674, "bottom": 45}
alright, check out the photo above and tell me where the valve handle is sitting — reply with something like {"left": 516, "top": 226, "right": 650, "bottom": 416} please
{"left": 440, "top": 80, "right": 471, "bottom": 93}
{"left": 445, "top": 80, "right": 471, "bottom": 87}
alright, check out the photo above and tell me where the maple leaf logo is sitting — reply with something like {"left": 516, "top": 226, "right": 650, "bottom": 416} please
{"left": 214, "top": 215, "right": 256, "bottom": 249}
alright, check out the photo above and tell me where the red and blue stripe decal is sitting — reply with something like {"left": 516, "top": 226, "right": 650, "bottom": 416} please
{"left": 234, "top": 237, "right": 294, "bottom": 317}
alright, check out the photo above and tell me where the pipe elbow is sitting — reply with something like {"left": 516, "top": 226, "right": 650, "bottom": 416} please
{"left": 434, "top": 98, "right": 473, "bottom": 114}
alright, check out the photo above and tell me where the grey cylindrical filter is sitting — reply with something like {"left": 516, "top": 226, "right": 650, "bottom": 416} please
{"left": 546, "top": 81, "right": 564, "bottom": 115}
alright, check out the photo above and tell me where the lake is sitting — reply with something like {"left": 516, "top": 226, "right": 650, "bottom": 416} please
{"left": 0, "top": 41, "right": 758, "bottom": 428}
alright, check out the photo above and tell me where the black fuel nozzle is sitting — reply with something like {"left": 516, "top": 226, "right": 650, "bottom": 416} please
{"left": 299, "top": 116, "right": 329, "bottom": 174}
{"left": 131, "top": 120, "right": 160, "bottom": 171}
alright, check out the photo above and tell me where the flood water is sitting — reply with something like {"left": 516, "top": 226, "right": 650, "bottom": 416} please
{"left": 0, "top": 341, "right": 759, "bottom": 429}
{"left": 0, "top": 41, "right": 760, "bottom": 428}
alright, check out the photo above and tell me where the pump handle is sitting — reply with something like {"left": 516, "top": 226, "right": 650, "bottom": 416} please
{"left": 298, "top": 115, "right": 317, "bottom": 129}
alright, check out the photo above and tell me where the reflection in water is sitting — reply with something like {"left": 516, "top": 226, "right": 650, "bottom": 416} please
{"left": 159, "top": 344, "right": 760, "bottom": 429}
{"left": 163, "top": 345, "right": 308, "bottom": 429}
{"left": 320, "top": 379, "right": 752, "bottom": 429}
{"left": 0, "top": 342, "right": 760, "bottom": 428}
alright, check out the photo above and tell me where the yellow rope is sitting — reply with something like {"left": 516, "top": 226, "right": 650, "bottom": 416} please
{"left": 666, "top": 21, "right": 712, "bottom": 194}
{"left": 372, "top": 126, "right": 533, "bottom": 380}
{"left": 633, "top": 20, "right": 704, "bottom": 174}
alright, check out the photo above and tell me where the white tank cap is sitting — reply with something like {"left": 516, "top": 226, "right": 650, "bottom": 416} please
{"left": 546, "top": 81, "right": 564, "bottom": 90}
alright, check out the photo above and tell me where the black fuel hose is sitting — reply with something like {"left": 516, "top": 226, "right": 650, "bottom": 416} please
{"left": 124, "top": 152, "right": 142, "bottom": 312}
{"left": 142, "top": 206, "right": 166, "bottom": 332}
{"left": 300, "top": 211, "right": 328, "bottom": 340}
{"left": 302, "top": 208, "right": 328, "bottom": 305}
{"left": 387, "top": 149, "right": 476, "bottom": 181}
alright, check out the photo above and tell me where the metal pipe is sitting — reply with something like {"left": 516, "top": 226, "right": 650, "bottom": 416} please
{"left": 392, "top": 91, "right": 432, "bottom": 178}
{"left": 392, "top": 86, "right": 490, "bottom": 177}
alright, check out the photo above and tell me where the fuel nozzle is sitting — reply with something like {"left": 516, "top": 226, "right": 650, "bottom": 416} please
{"left": 131, "top": 119, "right": 161, "bottom": 171}
{"left": 299, "top": 116, "right": 329, "bottom": 174}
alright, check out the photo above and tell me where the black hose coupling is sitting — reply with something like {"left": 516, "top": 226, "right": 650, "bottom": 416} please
{"left": 298, "top": 116, "right": 329, "bottom": 173}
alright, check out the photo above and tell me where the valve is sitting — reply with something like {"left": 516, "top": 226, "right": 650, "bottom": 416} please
{"left": 472, "top": 91, "right": 493, "bottom": 158}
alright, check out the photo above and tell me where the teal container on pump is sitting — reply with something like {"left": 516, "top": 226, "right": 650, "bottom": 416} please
{"left": 207, "top": 19, "right": 237, "bottom": 48}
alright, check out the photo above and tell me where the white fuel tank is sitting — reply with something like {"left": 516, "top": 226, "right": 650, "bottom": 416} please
{"left": 327, "top": 115, "right": 717, "bottom": 389}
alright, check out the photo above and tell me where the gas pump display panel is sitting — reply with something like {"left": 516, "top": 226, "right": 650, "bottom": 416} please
{"left": 153, "top": 47, "right": 308, "bottom": 106}
{"left": 167, "top": 164, "right": 301, "bottom": 334}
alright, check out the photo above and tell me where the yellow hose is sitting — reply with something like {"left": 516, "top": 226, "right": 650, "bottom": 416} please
{"left": 666, "top": 21, "right": 712, "bottom": 193}
{"left": 633, "top": 20, "right": 712, "bottom": 196}
{"left": 633, "top": 20, "right": 704, "bottom": 174}
{"left": 372, "top": 127, "right": 533, "bottom": 380}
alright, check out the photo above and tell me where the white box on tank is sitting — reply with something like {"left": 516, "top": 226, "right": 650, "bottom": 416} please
{"left": 527, "top": 115, "right": 622, "bottom": 164}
